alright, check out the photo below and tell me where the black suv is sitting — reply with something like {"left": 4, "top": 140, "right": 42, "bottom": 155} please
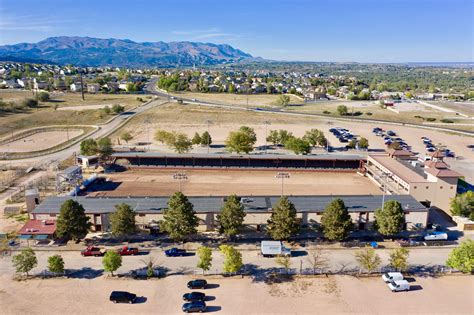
{"left": 187, "top": 279, "right": 207, "bottom": 289}
{"left": 182, "top": 301, "right": 206, "bottom": 313}
{"left": 109, "top": 291, "right": 137, "bottom": 304}
{"left": 183, "top": 292, "right": 206, "bottom": 302}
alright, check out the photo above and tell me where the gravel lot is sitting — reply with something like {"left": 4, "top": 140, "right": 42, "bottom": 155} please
{"left": 0, "top": 274, "right": 472, "bottom": 315}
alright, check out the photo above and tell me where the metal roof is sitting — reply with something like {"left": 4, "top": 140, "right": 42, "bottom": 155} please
{"left": 112, "top": 152, "right": 365, "bottom": 161}
{"left": 32, "top": 194, "right": 426, "bottom": 214}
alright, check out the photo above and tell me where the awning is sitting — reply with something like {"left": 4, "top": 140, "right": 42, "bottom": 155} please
{"left": 19, "top": 235, "right": 32, "bottom": 239}
{"left": 33, "top": 235, "right": 50, "bottom": 240}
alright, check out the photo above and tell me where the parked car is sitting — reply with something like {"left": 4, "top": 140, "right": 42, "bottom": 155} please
{"left": 182, "top": 292, "right": 206, "bottom": 302}
{"left": 388, "top": 280, "right": 410, "bottom": 292}
{"left": 182, "top": 301, "right": 206, "bottom": 313}
{"left": 117, "top": 246, "right": 139, "bottom": 256}
{"left": 165, "top": 248, "right": 187, "bottom": 257}
{"left": 109, "top": 291, "right": 137, "bottom": 304}
{"left": 187, "top": 279, "right": 207, "bottom": 289}
{"left": 387, "top": 130, "right": 396, "bottom": 136}
{"left": 382, "top": 272, "right": 404, "bottom": 283}
{"left": 81, "top": 246, "right": 106, "bottom": 257}
{"left": 424, "top": 231, "right": 448, "bottom": 241}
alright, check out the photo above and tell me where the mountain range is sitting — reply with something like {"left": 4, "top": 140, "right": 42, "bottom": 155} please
{"left": 0, "top": 36, "right": 255, "bottom": 67}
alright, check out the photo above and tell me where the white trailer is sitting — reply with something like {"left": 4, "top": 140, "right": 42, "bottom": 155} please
{"left": 261, "top": 241, "right": 291, "bottom": 257}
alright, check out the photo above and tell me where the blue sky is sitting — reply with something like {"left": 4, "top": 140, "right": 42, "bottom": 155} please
{"left": 0, "top": 0, "right": 472, "bottom": 62}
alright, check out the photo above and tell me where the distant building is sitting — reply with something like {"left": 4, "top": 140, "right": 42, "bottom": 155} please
{"left": 87, "top": 83, "right": 100, "bottom": 93}
{"left": 70, "top": 82, "right": 83, "bottom": 92}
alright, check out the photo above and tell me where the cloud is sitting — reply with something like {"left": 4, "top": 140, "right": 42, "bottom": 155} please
{"left": 0, "top": 12, "right": 76, "bottom": 32}
{"left": 171, "top": 28, "right": 219, "bottom": 36}
{"left": 171, "top": 27, "right": 241, "bottom": 42}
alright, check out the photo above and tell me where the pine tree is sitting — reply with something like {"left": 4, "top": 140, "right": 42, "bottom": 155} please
{"left": 217, "top": 195, "right": 246, "bottom": 237}
{"left": 160, "top": 192, "right": 199, "bottom": 241}
{"left": 56, "top": 199, "right": 91, "bottom": 241}
{"left": 110, "top": 203, "right": 137, "bottom": 237}
{"left": 320, "top": 198, "right": 353, "bottom": 241}
{"left": 267, "top": 196, "right": 300, "bottom": 240}
{"left": 375, "top": 200, "right": 405, "bottom": 235}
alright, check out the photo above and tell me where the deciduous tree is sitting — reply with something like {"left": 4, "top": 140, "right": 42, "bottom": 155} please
{"left": 197, "top": 246, "right": 213, "bottom": 274}
{"left": 102, "top": 251, "right": 122, "bottom": 276}
{"left": 389, "top": 248, "right": 410, "bottom": 271}
{"left": 277, "top": 94, "right": 290, "bottom": 107}
{"left": 80, "top": 138, "right": 98, "bottom": 156}
{"left": 12, "top": 248, "right": 37, "bottom": 276}
{"left": 446, "top": 240, "right": 474, "bottom": 273}
{"left": 337, "top": 105, "right": 348, "bottom": 116}
{"left": 48, "top": 254, "right": 65, "bottom": 274}
{"left": 355, "top": 248, "right": 381, "bottom": 273}
{"left": 120, "top": 131, "right": 133, "bottom": 144}
{"left": 219, "top": 245, "right": 243, "bottom": 273}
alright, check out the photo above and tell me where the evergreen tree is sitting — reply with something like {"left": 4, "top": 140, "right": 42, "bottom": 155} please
{"left": 217, "top": 195, "right": 246, "bottom": 237}
{"left": 48, "top": 254, "right": 65, "bottom": 274}
{"left": 192, "top": 132, "right": 202, "bottom": 145}
{"left": 375, "top": 200, "right": 405, "bottom": 235}
{"left": 110, "top": 203, "right": 137, "bottom": 237}
{"left": 320, "top": 198, "right": 352, "bottom": 241}
{"left": 56, "top": 199, "right": 91, "bottom": 241}
{"left": 160, "top": 192, "right": 199, "bottom": 241}
{"left": 267, "top": 196, "right": 300, "bottom": 240}
{"left": 201, "top": 131, "right": 212, "bottom": 146}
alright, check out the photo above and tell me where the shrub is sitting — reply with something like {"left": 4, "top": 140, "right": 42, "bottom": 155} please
{"left": 112, "top": 104, "right": 125, "bottom": 114}
{"left": 426, "top": 117, "right": 436, "bottom": 122}
{"left": 22, "top": 98, "right": 38, "bottom": 108}
{"left": 441, "top": 118, "right": 454, "bottom": 123}
{"left": 322, "top": 110, "right": 331, "bottom": 114}
{"left": 365, "top": 112, "right": 373, "bottom": 116}
{"left": 36, "top": 91, "right": 50, "bottom": 102}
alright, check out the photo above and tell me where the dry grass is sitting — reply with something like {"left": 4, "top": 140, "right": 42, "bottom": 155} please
{"left": 170, "top": 91, "right": 304, "bottom": 107}
{"left": 0, "top": 90, "right": 143, "bottom": 137}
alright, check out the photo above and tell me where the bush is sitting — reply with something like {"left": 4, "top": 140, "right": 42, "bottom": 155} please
{"left": 441, "top": 118, "right": 454, "bottom": 123}
{"left": 36, "top": 91, "right": 50, "bottom": 102}
{"left": 22, "top": 98, "right": 38, "bottom": 108}
{"left": 322, "top": 110, "right": 331, "bottom": 114}
{"left": 112, "top": 104, "right": 125, "bottom": 114}
{"left": 426, "top": 117, "right": 436, "bottom": 122}
{"left": 365, "top": 112, "right": 373, "bottom": 116}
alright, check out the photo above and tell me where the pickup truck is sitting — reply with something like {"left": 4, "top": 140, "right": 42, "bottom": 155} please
{"left": 117, "top": 246, "right": 139, "bottom": 256}
{"left": 165, "top": 248, "right": 187, "bottom": 257}
{"left": 81, "top": 246, "right": 106, "bottom": 257}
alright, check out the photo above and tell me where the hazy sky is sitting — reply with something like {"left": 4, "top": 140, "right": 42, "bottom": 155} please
{"left": 1, "top": 0, "right": 472, "bottom": 62}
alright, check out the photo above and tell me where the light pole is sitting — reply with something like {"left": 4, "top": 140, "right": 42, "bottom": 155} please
{"left": 263, "top": 121, "right": 270, "bottom": 154}
{"left": 205, "top": 119, "right": 212, "bottom": 154}
{"left": 275, "top": 172, "right": 290, "bottom": 197}
{"left": 172, "top": 172, "right": 188, "bottom": 192}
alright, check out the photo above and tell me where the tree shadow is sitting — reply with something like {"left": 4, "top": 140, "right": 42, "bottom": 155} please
{"left": 67, "top": 268, "right": 103, "bottom": 279}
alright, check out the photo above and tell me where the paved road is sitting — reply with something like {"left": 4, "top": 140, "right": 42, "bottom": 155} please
{"left": 0, "top": 246, "right": 454, "bottom": 276}
{"left": 0, "top": 97, "right": 167, "bottom": 168}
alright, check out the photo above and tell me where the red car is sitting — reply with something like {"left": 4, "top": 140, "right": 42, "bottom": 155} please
{"left": 81, "top": 246, "right": 106, "bottom": 257}
{"left": 117, "top": 246, "right": 139, "bottom": 256}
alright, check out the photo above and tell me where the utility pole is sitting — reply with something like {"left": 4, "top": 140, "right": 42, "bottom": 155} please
{"left": 275, "top": 172, "right": 290, "bottom": 197}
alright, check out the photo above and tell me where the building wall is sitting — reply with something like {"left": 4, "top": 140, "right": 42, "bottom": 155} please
{"left": 409, "top": 177, "right": 457, "bottom": 211}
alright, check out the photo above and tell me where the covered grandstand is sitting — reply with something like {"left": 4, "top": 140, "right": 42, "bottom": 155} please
{"left": 112, "top": 152, "right": 365, "bottom": 171}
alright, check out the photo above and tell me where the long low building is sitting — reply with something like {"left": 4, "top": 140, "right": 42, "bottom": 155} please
{"left": 112, "top": 152, "right": 365, "bottom": 171}
{"left": 31, "top": 195, "right": 428, "bottom": 232}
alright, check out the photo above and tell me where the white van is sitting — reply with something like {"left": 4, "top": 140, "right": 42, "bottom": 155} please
{"left": 382, "top": 272, "right": 404, "bottom": 283}
{"left": 388, "top": 280, "right": 410, "bottom": 292}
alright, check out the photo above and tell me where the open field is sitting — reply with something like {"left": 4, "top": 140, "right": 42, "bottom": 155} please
{"left": 171, "top": 91, "right": 304, "bottom": 107}
{"left": 285, "top": 100, "right": 474, "bottom": 129}
{"left": 113, "top": 103, "right": 474, "bottom": 181}
{"left": 431, "top": 101, "right": 474, "bottom": 116}
{"left": 0, "top": 130, "right": 83, "bottom": 152}
{"left": 0, "top": 274, "right": 471, "bottom": 315}
{"left": 90, "top": 169, "right": 380, "bottom": 197}
{"left": 0, "top": 90, "right": 145, "bottom": 137}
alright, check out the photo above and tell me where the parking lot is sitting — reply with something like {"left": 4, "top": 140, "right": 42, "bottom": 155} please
{"left": 1, "top": 273, "right": 472, "bottom": 314}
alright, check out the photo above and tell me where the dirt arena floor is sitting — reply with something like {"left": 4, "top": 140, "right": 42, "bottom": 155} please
{"left": 89, "top": 169, "right": 381, "bottom": 197}
{"left": 0, "top": 130, "right": 82, "bottom": 152}
{"left": 1, "top": 274, "right": 472, "bottom": 315}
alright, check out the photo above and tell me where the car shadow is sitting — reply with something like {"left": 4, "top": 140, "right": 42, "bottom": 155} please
{"left": 134, "top": 296, "right": 148, "bottom": 304}
{"left": 183, "top": 252, "right": 196, "bottom": 257}
{"left": 204, "top": 296, "right": 216, "bottom": 302}
{"left": 206, "top": 284, "right": 220, "bottom": 289}
{"left": 291, "top": 250, "right": 308, "bottom": 257}
{"left": 409, "top": 285, "right": 423, "bottom": 291}
{"left": 135, "top": 251, "right": 150, "bottom": 256}
{"left": 205, "top": 306, "right": 222, "bottom": 312}
{"left": 404, "top": 277, "right": 417, "bottom": 283}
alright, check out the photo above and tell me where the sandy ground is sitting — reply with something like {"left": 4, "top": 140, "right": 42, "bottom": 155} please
{"left": 0, "top": 130, "right": 83, "bottom": 152}
{"left": 92, "top": 170, "right": 380, "bottom": 196}
{"left": 0, "top": 274, "right": 472, "bottom": 315}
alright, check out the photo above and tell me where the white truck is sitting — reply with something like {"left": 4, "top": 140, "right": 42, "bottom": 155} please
{"left": 261, "top": 241, "right": 292, "bottom": 257}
